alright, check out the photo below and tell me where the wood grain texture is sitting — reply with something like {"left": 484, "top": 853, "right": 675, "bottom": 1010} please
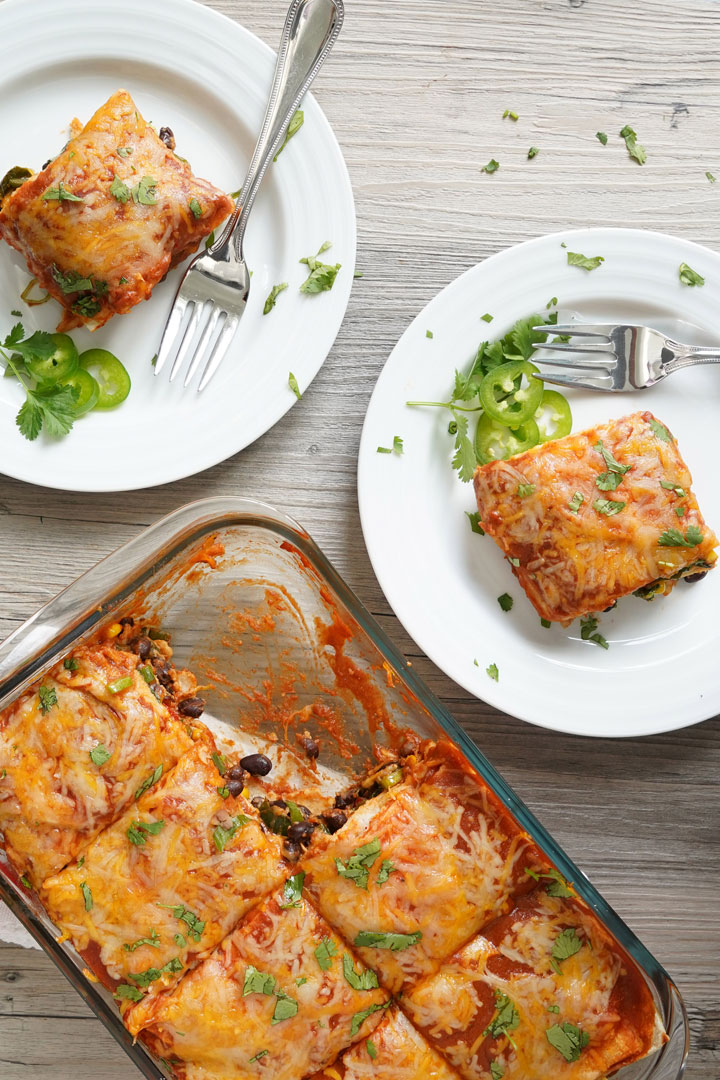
{"left": 1, "top": 0, "right": 719, "bottom": 1077}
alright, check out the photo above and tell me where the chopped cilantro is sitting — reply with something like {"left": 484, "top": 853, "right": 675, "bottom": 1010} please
{"left": 243, "top": 965, "right": 276, "bottom": 997}
{"left": 679, "top": 262, "right": 705, "bottom": 287}
{"left": 481, "top": 313, "right": 494, "bottom": 322}
{"left": 213, "top": 813, "right": 250, "bottom": 853}
{"left": 426, "top": 329, "right": 433, "bottom": 338}
{"left": 354, "top": 929, "right": 421, "bottom": 951}
{"left": 299, "top": 241, "right": 340, "bottom": 294}
{"left": 490, "top": 1063, "right": 504, "bottom": 1080}
{"left": 706, "top": 171, "right": 716, "bottom": 183}
{"left": 525, "top": 866, "right": 574, "bottom": 897}
{"left": 174, "top": 933, "right": 186, "bottom": 947}
{"left": 135, "top": 764, "right": 163, "bottom": 800}
{"left": 658, "top": 526, "right": 703, "bottom": 548}
{"left": 527, "top": 146, "right": 539, "bottom": 158}
{"left": 63, "top": 657, "right": 79, "bottom": 671}
{"left": 483, "top": 990, "right": 520, "bottom": 1039}
{"left": 482, "top": 158, "right": 500, "bottom": 174}
{"left": 271, "top": 992, "right": 298, "bottom": 1025}
{"left": 288, "top": 372, "right": 301, "bottom": 399}
{"left": 89, "top": 744, "right": 111, "bottom": 767}
{"left": 110, "top": 175, "right": 131, "bottom": 203}
{"left": 249, "top": 1050, "right": 269, "bottom": 1063}
{"left": 315, "top": 937, "right": 339, "bottom": 971}
{"left": 211, "top": 752, "right": 227, "bottom": 776}
{"left": 675, "top": 506, "right": 686, "bottom": 517}
{"left": 579, "top": 614, "right": 609, "bottom": 649}
{"left": 593, "top": 498, "right": 625, "bottom": 516}
{"left": 127, "top": 819, "right": 165, "bottom": 846}
{"left": 42, "top": 182, "right": 84, "bottom": 202}
{"left": 517, "top": 483, "right": 536, "bottom": 497}
{"left": 114, "top": 984, "right": 143, "bottom": 1002}
{"left": 80, "top": 881, "right": 93, "bottom": 911}
{"left": 20, "top": 875, "right": 31, "bottom": 888}
{"left": 546, "top": 1022, "right": 590, "bottom": 1062}
{"left": 157, "top": 903, "right": 205, "bottom": 943}
{"left": 649, "top": 418, "right": 672, "bottom": 442}
{"left": 568, "top": 492, "right": 584, "bottom": 513}
{"left": 188, "top": 197, "right": 203, "bottom": 219}
{"left": 497, "top": 593, "right": 513, "bottom": 612}
{"left": 376, "top": 859, "right": 396, "bottom": 885}
{"left": 567, "top": 251, "right": 604, "bottom": 271}
{"left": 660, "top": 480, "right": 685, "bottom": 496}
{"left": 595, "top": 131, "right": 608, "bottom": 145}
{"left": 503, "top": 109, "right": 519, "bottom": 121}
{"left": 280, "top": 871, "right": 305, "bottom": 909}
{"left": 547, "top": 1004, "right": 560, "bottom": 1013}
{"left": 123, "top": 930, "right": 161, "bottom": 953}
{"left": 335, "top": 839, "right": 382, "bottom": 890}
{"left": 273, "top": 109, "right": 304, "bottom": 161}
{"left": 132, "top": 175, "right": 158, "bottom": 205}
{"left": 343, "top": 953, "right": 379, "bottom": 991}
{"left": 38, "top": 685, "right": 57, "bottom": 714}
{"left": 350, "top": 1001, "right": 389, "bottom": 1037}
{"left": 466, "top": 511, "right": 485, "bottom": 534}
{"left": 486, "top": 663, "right": 499, "bottom": 681}
{"left": 619, "top": 124, "right": 646, "bottom": 164}
{"left": 366, "top": 1039, "right": 378, "bottom": 1060}
{"left": 263, "top": 282, "right": 288, "bottom": 314}
{"left": 540, "top": 617, "right": 552, "bottom": 628}
{"left": 550, "top": 927, "right": 583, "bottom": 973}
{"left": 129, "top": 958, "right": 183, "bottom": 987}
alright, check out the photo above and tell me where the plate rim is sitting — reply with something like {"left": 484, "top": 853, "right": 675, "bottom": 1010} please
{"left": 358, "top": 225, "right": 720, "bottom": 738}
{"left": 0, "top": 0, "right": 356, "bottom": 493}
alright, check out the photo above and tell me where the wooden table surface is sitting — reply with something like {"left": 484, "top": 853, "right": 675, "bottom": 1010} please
{"left": 1, "top": 0, "right": 719, "bottom": 1076}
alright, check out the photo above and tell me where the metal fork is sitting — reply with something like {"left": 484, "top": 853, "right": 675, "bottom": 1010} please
{"left": 530, "top": 322, "right": 720, "bottom": 392}
{"left": 154, "top": 0, "right": 344, "bottom": 391}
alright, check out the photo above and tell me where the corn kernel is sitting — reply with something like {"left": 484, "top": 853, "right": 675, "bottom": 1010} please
{"left": 106, "top": 623, "right": 122, "bottom": 639}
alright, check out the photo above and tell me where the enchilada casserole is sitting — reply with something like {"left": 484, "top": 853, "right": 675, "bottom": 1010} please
{"left": 0, "top": 90, "right": 234, "bottom": 331}
{"left": 0, "top": 624, "right": 666, "bottom": 1079}
{"left": 473, "top": 410, "right": 718, "bottom": 623}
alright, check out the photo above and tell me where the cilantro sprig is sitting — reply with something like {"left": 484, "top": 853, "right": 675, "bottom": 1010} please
{"left": 1, "top": 323, "right": 78, "bottom": 441}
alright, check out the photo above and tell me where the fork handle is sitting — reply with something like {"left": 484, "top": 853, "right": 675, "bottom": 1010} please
{"left": 664, "top": 341, "right": 720, "bottom": 374}
{"left": 214, "top": 0, "right": 344, "bottom": 256}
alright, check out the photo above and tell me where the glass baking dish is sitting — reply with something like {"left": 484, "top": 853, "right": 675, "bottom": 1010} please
{"left": 0, "top": 496, "right": 689, "bottom": 1080}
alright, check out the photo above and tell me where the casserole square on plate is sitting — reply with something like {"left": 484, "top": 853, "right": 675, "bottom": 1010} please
{"left": 0, "top": 89, "right": 234, "bottom": 330}
{"left": 474, "top": 410, "right": 718, "bottom": 623}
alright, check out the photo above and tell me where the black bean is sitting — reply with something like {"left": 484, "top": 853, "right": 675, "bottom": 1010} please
{"left": 178, "top": 696, "right": 205, "bottom": 718}
{"left": 41, "top": 159, "right": 52, "bottom": 170}
{"left": 684, "top": 571, "right": 708, "bottom": 583}
{"left": 334, "top": 791, "right": 355, "bottom": 809}
{"left": 321, "top": 809, "right": 347, "bottom": 834}
{"left": 297, "top": 805, "right": 312, "bottom": 819}
{"left": 240, "top": 753, "right": 272, "bottom": 776}
{"left": 283, "top": 840, "right": 302, "bottom": 862}
{"left": 227, "top": 764, "right": 246, "bottom": 784}
{"left": 399, "top": 739, "right": 416, "bottom": 759}
{"left": 159, "top": 126, "right": 176, "bottom": 151}
{"left": 251, "top": 796, "right": 265, "bottom": 809}
{"left": 287, "top": 821, "right": 314, "bottom": 844}
{"left": 300, "top": 736, "right": 319, "bottom": 760}
{"left": 154, "top": 661, "right": 174, "bottom": 689}
{"left": 227, "top": 777, "right": 245, "bottom": 797}
{"left": 271, "top": 799, "right": 287, "bottom": 809}
{"left": 137, "top": 637, "right": 153, "bottom": 661}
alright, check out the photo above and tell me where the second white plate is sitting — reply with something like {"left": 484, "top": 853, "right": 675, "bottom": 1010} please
{"left": 358, "top": 228, "right": 720, "bottom": 737}
{"left": 0, "top": 0, "right": 355, "bottom": 491}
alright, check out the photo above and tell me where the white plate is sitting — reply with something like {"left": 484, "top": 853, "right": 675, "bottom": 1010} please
{"left": 358, "top": 228, "right": 720, "bottom": 738}
{"left": 0, "top": 0, "right": 355, "bottom": 492}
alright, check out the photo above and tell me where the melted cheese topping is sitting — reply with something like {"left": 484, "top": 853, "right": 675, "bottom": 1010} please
{"left": 403, "top": 887, "right": 662, "bottom": 1079}
{"left": 0, "top": 644, "right": 194, "bottom": 886}
{"left": 311, "top": 1008, "right": 459, "bottom": 1079}
{"left": 42, "top": 739, "right": 286, "bottom": 1015}
{"left": 0, "top": 89, "right": 234, "bottom": 330}
{"left": 473, "top": 411, "right": 718, "bottom": 622}
{"left": 134, "top": 889, "right": 389, "bottom": 1079}
{"left": 302, "top": 745, "right": 543, "bottom": 994}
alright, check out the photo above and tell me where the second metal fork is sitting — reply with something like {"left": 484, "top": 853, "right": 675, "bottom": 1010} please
{"left": 154, "top": 0, "right": 344, "bottom": 391}
{"left": 531, "top": 322, "right": 720, "bottom": 392}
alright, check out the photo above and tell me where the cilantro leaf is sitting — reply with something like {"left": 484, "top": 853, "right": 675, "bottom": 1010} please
{"left": 273, "top": 109, "right": 304, "bottom": 161}
{"left": 343, "top": 953, "right": 379, "bottom": 991}
{"left": 649, "top": 418, "right": 672, "bottom": 442}
{"left": 451, "top": 413, "right": 477, "bottom": 483}
{"left": 354, "top": 929, "right": 421, "bottom": 951}
{"left": 490, "top": 1063, "right": 504, "bottom": 1080}
{"left": 127, "top": 819, "right": 165, "bottom": 846}
{"left": 271, "top": 992, "right": 298, "bottom": 1025}
{"left": 114, "top": 984, "right": 144, "bottom": 1002}
{"left": 157, "top": 903, "right": 205, "bottom": 942}
{"left": 336, "top": 839, "right": 382, "bottom": 890}
{"left": 596, "top": 131, "right": 608, "bottom": 145}
{"left": 568, "top": 492, "right": 583, "bottom": 513}
{"left": 299, "top": 243, "right": 341, "bottom": 294}
{"left": 288, "top": 371, "right": 301, "bottom": 399}
{"left": 263, "top": 282, "right": 288, "bottom": 314}
{"left": 123, "top": 929, "right": 161, "bottom": 953}
{"left": 486, "top": 663, "right": 499, "bottom": 681}
{"left": 376, "top": 859, "right": 396, "bottom": 885}
{"left": 579, "top": 614, "right": 609, "bottom": 649}
{"left": 517, "top": 483, "right": 536, "bottom": 497}
{"left": 350, "top": 1001, "right": 388, "bottom": 1037}
{"left": 593, "top": 498, "right": 625, "bottom": 516}
{"left": 243, "top": 965, "right": 277, "bottom": 997}
{"left": 483, "top": 990, "right": 520, "bottom": 1039}
{"left": 280, "top": 871, "right": 305, "bottom": 909}
{"left": 135, "top": 764, "right": 163, "bottom": 800}
{"left": 315, "top": 937, "right": 338, "bottom": 971}
{"left": 660, "top": 479, "right": 685, "bottom": 496}
{"left": 546, "top": 1022, "right": 590, "bottom": 1062}
{"left": 497, "top": 594, "right": 513, "bottom": 612}
{"left": 213, "top": 813, "right": 250, "bottom": 853}
{"left": 550, "top": 927, "right": 583, "bottom": 973}
{"left": 619, "top": 124, "right": 646, "bottom": 165}
{"left": 706, "top": 171, "right": 716, "bottom": 183}
{"left": 89, "top": 744, "right": 111, "bottom": 766}
{"left": 38, "top": 685, "right": 57, "bottom": 714}
{"left": 80, "top": 881, "right": 93, "bottom": 911}
{"left": 366, "top": 1040, "right": 378, "bottom": 1060}
{"left": 466, "top": 511, "right": 485, "bottom": 534}
{"left": 132, "top": 176, "right": 158, "bottom": 205}
{"left": 527, "top": 146, "right": 539, "bottom": 159}
{"left": 525, "top": 866, "right": 573, "bottom": 897}
{"left": 188, "top": 197, "right": 203, "bottom": 219}
{"left": 42, "top": 182, "right": 84, "bottom": 202}
{"left": 110, "top": 175, "right": 131, "bottom": 203}
{"left": 567, "top": 251, "right": 604, "bottom": 271}
{"left": 658, "top": 526, "right": 703, "bottom": 547}
{"left": 482, "top": 159, "right": 500, "bottom": 174}
{"left": 678, "top": 262, "right": 704, "bottom": 287}
{"left": 249, "top": 1050, "right": 269, "bottom": 1063}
